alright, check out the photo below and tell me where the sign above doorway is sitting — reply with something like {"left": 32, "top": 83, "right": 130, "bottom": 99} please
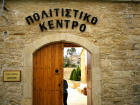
{"left": 25, "top": 8, "right": 98, "bottom": 32}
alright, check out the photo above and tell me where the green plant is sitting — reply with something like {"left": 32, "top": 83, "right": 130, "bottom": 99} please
{"left": 70, "top": 69, "right": 75, "bottom": 80}
{"left": 72, "top": 70, "right": 78, "bottom": 81}
{"left": 76, "top": 66, "right": 81, "bottom": 81}
{"left": 64, "top": 56, "right": 71, "bottom": 67}
{"left": 71, "top": 64, "right": 77, "bottom": 67}
{"left": 64, "top": 63, "right": 69, "bottom": 67}
{"left": 69, "top": 66, "right": 81, "bottom": 81}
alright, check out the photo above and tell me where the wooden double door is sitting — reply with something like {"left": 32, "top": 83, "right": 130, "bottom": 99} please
{"left": 33, "top": 42, "right": 64, "bottom": 105}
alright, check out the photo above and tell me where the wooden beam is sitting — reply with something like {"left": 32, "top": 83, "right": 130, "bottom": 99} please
{"left": 64, "top": 42, "right": 81, "bottom": 47}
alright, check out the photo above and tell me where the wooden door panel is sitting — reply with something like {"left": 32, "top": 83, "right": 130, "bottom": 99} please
{"left": 33, "top": 42, "right": 63, "bottom": 105}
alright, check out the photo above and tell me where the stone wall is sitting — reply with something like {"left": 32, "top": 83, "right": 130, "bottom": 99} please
{"left": 0, "top": 0, "right": 140, "bottom": 105}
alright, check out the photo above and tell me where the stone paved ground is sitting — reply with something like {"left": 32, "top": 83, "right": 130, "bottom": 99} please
{"left": 67, "top": 86, "right": 87, "bottom": 105}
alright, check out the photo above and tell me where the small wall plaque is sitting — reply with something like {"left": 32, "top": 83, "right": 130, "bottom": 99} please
{"left": 3, "top": 70, "right": 21, "bottom": 82}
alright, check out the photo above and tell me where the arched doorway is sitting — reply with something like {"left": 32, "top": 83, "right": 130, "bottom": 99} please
{"left": 23, "top": 34, "right": 101, "bottom": 105}
{"left": 33, "top": 42, "right": 92, "bottom": 105}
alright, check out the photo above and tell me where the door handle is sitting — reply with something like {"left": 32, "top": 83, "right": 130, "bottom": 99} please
{"left": 59, "top": 82, "right": 62, "bottom": 96}
{"left": 59, "top": 83, "right": 61, "bottom": 87}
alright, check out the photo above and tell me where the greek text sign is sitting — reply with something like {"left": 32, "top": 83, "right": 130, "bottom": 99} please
{"left": 25, "top": 8, "right": 98, "bottom": 32}
{"left": 3, "top": 70, "right": 21, "bottom": 82}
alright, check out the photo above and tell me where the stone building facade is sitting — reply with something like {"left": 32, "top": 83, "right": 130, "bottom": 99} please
{"left": 0, "top": 0, "right": 140, "bottom": 105}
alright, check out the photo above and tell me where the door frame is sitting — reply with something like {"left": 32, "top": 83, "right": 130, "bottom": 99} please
{"left": 23, "top": 33, "right": 101, "bottom": 105}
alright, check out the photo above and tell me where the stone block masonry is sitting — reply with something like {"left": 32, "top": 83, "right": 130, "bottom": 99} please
{"left": 0, "top": 0, "right": 140, "bottom": 105}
